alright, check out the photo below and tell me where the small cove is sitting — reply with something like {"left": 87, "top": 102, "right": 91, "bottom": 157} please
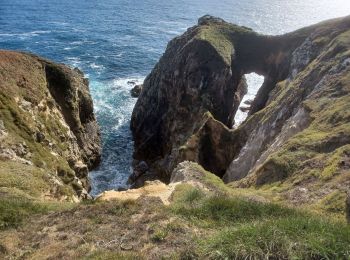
{"left": 1, "top": 0, "right": 349, "bottom": 195}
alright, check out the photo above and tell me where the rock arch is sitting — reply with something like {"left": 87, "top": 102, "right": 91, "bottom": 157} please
{"left": 130, "top": 15, "right": 350, "bottom": 184}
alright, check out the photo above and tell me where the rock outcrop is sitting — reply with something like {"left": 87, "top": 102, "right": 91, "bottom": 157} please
{"left": 131, "top": 15, "right": 350, "bottom": 208}
{"left": 0, "top": 50, "right": 101, "bottom": 200}
{"left": 97, "top": 161, "right": 227, "bottom": 205}
{"left": 130, "top": 84, "right": 143, "bottom": 98}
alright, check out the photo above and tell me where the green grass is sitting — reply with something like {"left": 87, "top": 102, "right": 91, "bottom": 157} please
{"left": 0, "top": 80, "right": 85, "bottom": 199}
{"left": 149, "top": 220, "right": 185, "bottom": 243}
{"left": 0, "top": 196, "right": 74, "bottom": 230}
{"left": 196, "top": 26, "right": 234, "bottom": 64}
{"left": 170, "top": 185, "right": 350, "bottom": 259}
{"left": 316, "top": 191, "right": 348, "bottom": 215}
{"left": 105, "top": 199, "right": 137, "bottom": 216}
{"left": 172, "top": 185, "right": 296, "bottom": 226}
{"left": 201, "top": 216, "right": 350, "bottom": 259}
{"left": 150, "top": 228, "right": 169, "bottom": 242}
{"left": 195, "top": 22, "right": 256, "bottom": 64}
{"left": 0, "top": 161, "right": 50, "bottom": 197}
{"left": 193, "top": 163, "right": 230, "bottom": 193}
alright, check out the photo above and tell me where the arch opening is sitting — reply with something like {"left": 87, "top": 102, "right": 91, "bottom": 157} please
{"left": 234, "top": 73, "right": 265, "bottom": 126}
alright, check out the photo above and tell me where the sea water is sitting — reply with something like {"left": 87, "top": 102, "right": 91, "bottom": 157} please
{"left": 1, "top": 0, "right": 349, "bottom": 195}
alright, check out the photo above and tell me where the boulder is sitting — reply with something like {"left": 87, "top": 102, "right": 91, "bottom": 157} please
{"left": 130, "top": 84, "right": 142, "bottom": 98}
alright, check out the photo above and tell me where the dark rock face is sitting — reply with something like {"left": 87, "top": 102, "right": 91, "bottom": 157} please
{"left": 131, "top": 15, "right": 350, "bottom": 191}
{"left": 0, "top": 50, "right": 101, "bottom": 200}
{"left": 130, "top": 16, "right": 303, "bottom": 181}
{"left": 130, "top": 84, "right": 143, "bottom": 98}
{"left": 43, "top": 60, "right": 101, "bottom": 169}
{"left": 130, "top": 17, "right": 257, "bottom": 182}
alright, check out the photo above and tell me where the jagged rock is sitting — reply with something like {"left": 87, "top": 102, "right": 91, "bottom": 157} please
{"left": 131, "top": 13, "right": 350, "bottom": 198}
{"left": 244, "top": 99, "right": 253, "bottom": 105}
{"left": 239, "top": 106, "right": 250, "bottom": 113}
{"left": 43, "top": 58, "right": 101, "bottom": 168}
{"left": 12, "top": 143, "right": 29, "bottom": 157}
{"left": 198, "top": 15, "right": 225, "bottom": 25}
{"left": 0, "top": 50, "right": 101, "bottom": 200}
{"left": 73, "top": 161, "right": 89, "bottom": 179}
{"left": 0, "top": 120, "right": 4, "bottom": 128}
{"left": 130, "top": 15, "right": 309, "bottom": 182}
{"left": 128, "top": 160, "right": 150, "bottom": 185}
{"left": 35, "top": 132, "right": 46, "bottom": 143}
{"left": 130, "top": 84, "right": 143, "bottom": 98}
{"left": 117, "top": 186, "right": 128, "bottom": 191}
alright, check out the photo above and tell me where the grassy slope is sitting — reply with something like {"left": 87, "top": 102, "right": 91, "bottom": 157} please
{"left": 0, "top": 51, "right": 83, "bottom": 230}
{"left": 195, "top": 22, "right": 255, "bottom": 65}
{"left": 0, "top": 163, "right": 348, "bottom": 259}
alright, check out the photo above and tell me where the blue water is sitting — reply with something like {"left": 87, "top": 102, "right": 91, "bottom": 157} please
{"left": 1, "top": 0, "right": 349, "bottom": 195}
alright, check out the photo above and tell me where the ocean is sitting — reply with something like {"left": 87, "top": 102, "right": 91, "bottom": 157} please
{"left": 1, "top": 0, "right": 349, "bottom": 196}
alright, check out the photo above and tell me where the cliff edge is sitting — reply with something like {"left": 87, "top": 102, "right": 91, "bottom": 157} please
{"left": 0, "top": 17, "right": 350, "bottom": 259}
{"left": 0, "top": 50, "right": 101, "bottom": 201}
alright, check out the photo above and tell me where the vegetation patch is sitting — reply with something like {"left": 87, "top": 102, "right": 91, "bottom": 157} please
{"left": 0, "top": 196, "right": 73, "bottom": 230}
{"left": 200, "top": 215, "right": 350, "bottom": 259}
{"left": 171, "top": 184, "right": 350, "bottom": 259}
{"left": 0, "top": 161, "right": 49, "bottom": 197}
{"left": 171, "top": 185, "right": 296, "bottom": 226}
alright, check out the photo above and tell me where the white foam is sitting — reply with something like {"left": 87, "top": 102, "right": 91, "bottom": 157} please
{"left": 70, "top": 41, "right": 84, "bottom": 45}
{"left": 90, "top": 76, "right": 145, "bottom": 116}
{"left": 111, "top": 76, "right": 145, "bottom": 90}
{"left": 49, "top": 21, "right": 69, "bottom": 26}
{"left": 66, "top": 57, "right": 81, "bottom": 67}
{"left": 88, "top": 76, "right": 147, "bottom": 195}
{"left": 234, "top": 73, "right": 265, "bottom": 126}
{"left": 0, "top": 30, "right": 51, "bottom": 38}
{"left": 89, "top": 62, "right": 105, "bottom": 70}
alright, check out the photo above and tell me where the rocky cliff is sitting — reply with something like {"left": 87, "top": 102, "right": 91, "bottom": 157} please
{"left": 0, "top": 50, "right": 101, "bottom": 201}
{"left": 0, "top": 17, "right": 350, "bottom": 260}
{"left": 131, "top": 15, "right": 350, "bottom": 208}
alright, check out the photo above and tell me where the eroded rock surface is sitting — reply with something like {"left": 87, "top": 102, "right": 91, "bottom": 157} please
{"left": 0, "top": 50, "right": 101, "bottom": 200}
{"left": 131, "top": 14, "right": 350, "bottom": 209}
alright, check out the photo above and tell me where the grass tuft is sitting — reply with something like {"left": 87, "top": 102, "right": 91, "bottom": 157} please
{"left": 0, "top": 196, "right": 73, "bottom": 230}
{"left": 201, "top": 215, "right": 350, "bottom": 259}
{"left": 171, "top": 184, "right": 350, "bottom": 258}
{"left": 172, "top": 185, "right": 295, "bottom": 225}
